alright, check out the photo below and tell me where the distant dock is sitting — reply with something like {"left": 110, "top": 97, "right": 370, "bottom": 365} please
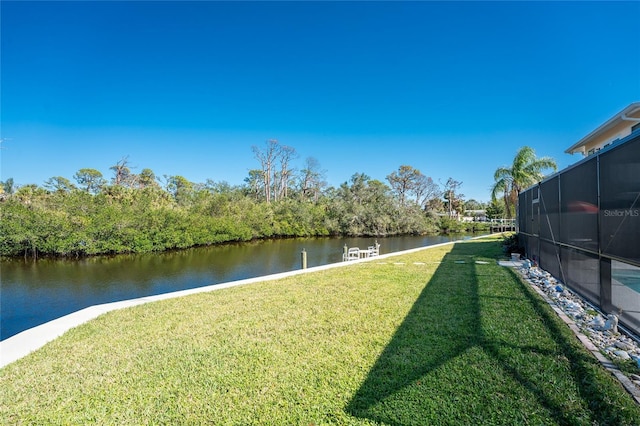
{"left": 490, "top": 224, "right": 516, "bottom": 233}
{"left": 489, "top": 219, "right": 516, "bottom": 233}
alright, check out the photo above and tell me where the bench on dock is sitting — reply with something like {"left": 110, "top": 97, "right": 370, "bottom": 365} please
{"left": 343, "top": 243, "right": 380, "bottom": 261}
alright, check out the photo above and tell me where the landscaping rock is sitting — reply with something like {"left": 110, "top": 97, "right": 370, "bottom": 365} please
{"left": 515, "top": 262, "right": 640, "bottom": 395}
{"left": 614, "top": 350, "right": 631, "bottom": 360}
{"left": 616, "top": 341, "right": 634, "bottom": 351}
{"left": 590, "top": 316, "right": 606, "bottom": 329}
{"left": 605, "top": 314, "right": 619, "bottom": 334}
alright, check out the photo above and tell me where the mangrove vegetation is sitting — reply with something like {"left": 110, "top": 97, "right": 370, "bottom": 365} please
{"left": 1, "top": 141, "right": 495, "bottom": 259}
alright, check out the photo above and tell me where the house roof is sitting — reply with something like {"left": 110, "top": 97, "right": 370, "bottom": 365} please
{"left": 565, "top": 102, "right": 640, "bottom": 155}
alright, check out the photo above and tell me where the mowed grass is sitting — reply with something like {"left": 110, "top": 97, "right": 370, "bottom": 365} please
{"left": 1, "top": 236, "right": 639, "bottom": 425}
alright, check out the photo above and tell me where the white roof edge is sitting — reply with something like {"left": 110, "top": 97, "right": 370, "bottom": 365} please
{"left": 565, "top": 101, "right": 640, "bottom": 154}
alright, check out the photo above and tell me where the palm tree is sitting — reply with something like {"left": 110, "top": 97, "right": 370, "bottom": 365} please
{"left": 491, "top": 146, "right": 557, "bottom": 218}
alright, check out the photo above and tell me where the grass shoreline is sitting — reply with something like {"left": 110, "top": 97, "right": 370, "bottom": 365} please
{"left": 1, "top": 236, "right": 639, "bottom": 424}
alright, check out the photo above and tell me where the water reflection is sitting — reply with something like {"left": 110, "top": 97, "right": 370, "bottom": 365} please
{"left": 611, "top": 260, "right": 640, "bottom": 332}
{"left": 1, "top": 234, "right": 473, "bottom": 340}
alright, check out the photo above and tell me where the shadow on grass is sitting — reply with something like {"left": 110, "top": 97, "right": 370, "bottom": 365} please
{"left": 345, "top": 240, "right": 639, "bottom": 425}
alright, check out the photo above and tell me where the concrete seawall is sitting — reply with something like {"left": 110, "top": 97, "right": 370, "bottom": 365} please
{"left": 1, "top": 237, "right": 488, "bottom": 369}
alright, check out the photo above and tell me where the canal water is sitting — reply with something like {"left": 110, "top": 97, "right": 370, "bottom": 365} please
{"left": 1, "top": 234, "right": 477, "bottom": 340}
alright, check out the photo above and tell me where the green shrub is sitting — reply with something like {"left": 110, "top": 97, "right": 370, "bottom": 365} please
{"left": 502, "top": 233, "right": 524, "bottom": 255}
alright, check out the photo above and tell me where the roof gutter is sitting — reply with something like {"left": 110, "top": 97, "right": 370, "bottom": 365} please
{"left": 565, "top": 102, "right": 640, "bottom": 155}
{"left": 621, "top": 105, "right": 640, "bottom": 122}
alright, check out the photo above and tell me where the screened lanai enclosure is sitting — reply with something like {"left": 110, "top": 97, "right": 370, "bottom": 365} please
{"left": 518, "top": 131, "right": 640, "bottom": 337}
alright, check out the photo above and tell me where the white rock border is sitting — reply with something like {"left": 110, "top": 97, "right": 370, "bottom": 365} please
{"left": 506, "top": 259, "right": 640, "bottom": 405}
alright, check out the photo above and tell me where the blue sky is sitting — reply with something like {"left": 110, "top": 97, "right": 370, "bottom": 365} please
{"left": 2, "top": 1, "right": 639, "bottom": 202}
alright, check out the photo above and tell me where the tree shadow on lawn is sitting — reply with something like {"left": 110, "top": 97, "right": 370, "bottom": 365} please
{"left": 345, "top": 241, "right": 636, "bottom": 425}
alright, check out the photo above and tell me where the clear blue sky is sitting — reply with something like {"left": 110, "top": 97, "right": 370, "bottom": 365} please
{"left": 2, "top": 1, "right": 639, "bottom": 202}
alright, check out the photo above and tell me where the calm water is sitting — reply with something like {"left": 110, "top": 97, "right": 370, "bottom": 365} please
{"left": 1, "top": 234, "right": 476, "bottom": 340}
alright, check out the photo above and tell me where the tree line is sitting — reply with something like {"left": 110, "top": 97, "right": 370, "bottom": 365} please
{"left": 0, "top": 140, "right": 495, "bottom": 259}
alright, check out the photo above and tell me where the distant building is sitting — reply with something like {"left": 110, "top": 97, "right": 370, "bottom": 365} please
{"left": 463, "top": 210, "right": 487, "bottom": 222}
{"left": 565, "top": 102, "right": 640, "bottom": 156}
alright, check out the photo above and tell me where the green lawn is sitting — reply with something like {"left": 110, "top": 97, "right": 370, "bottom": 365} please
{"left": 1, "top": 236, "right": 639, "bottom": 425}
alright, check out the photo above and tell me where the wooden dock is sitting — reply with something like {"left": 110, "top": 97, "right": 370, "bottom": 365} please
{"left": 490, "top": 225, "right": 516, "bottom": 233}
{"left": 489, "top": 219, "right": 516, "bottom": 233}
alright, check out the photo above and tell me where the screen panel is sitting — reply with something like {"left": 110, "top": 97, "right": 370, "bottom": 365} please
{"left": 611, "top": 260, "right": 640, "bottom": 332}
{"left": 527, "top": 236, "right": 539, "bottom": 264}
{"left": 559, "top": 158, "right": 598, "bottom": 252}
{"left": 599, "top": 135, "right": 640, "bottom": 264}
{"left": 518, "top": 191, "right": 527, "bottom": 233}
{"left": 561, "top": 247, "right": 600, "bottom": 305}
{"left": 540, "top": 239, "right": 560, "bottom": 279}
{"left": 518, "top": 233, "right": 527, "bottom": 258}
{"left": 530, "top": 186, "right": 539, "bottom": 236}
{"left": 539, "top": 177, "right": 559, "bottom": 242}
{"left": 522, "top": 190, "right": 531, "bottom": 234}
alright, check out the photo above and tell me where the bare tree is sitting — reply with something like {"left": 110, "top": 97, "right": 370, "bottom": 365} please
{"left": 276, "top": 144, "right": 297, "bottom": 201}
{"left": 387, "top": 165, "right": 442, "bottom": 209}
{"left": 252, "top": 140, "right": 280, "bottom": 203}
{"left": 110, "top": 156, "right": 136, "bottom": 187}
{"left": 251, "top": 140, "right": 297, "bottom": 203}
{"left": 299, "top": 157, "right": 326, "bottom": 202}
{"left": 413, "top": 174, "right": 441, "bottom": 208}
